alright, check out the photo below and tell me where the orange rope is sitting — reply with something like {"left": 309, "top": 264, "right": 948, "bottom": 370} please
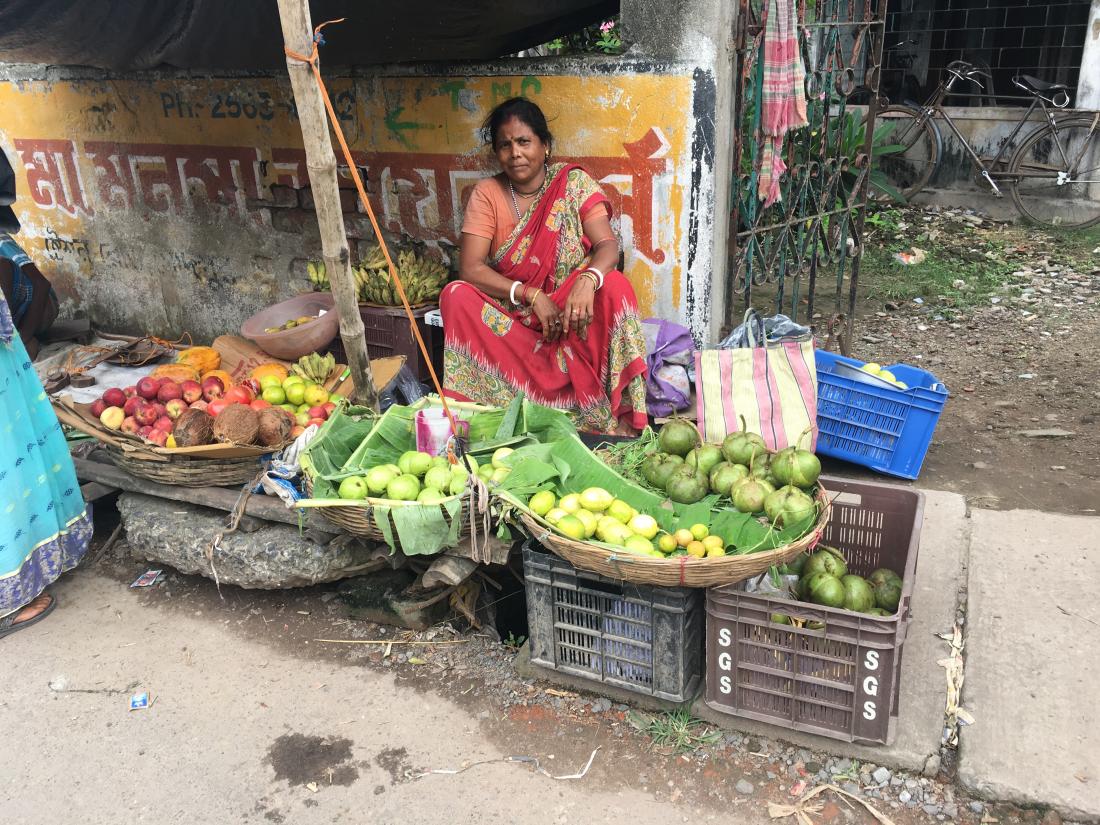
{"left": 285, "top": 19, "right": 463, "bottom": 448}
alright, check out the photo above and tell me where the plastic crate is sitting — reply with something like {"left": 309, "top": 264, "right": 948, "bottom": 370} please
{"left": 523, "top": 541, "right": 703, "bottom": 702}
{"left": 814, "top": 349, "right": 948, "bottom": 480}
{"left": 326, "top": 304, "right": 443, "bottom": 383}
{"left": 705, "top": 476, "right": 924, "bottom": 745}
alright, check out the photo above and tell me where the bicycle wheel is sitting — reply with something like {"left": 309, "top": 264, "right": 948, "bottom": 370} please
{"left": 1009, "top": 118, "right": 1100, "bottom": 229}
{"left": 865, "top": 105, "right": 940, "bottom": 201}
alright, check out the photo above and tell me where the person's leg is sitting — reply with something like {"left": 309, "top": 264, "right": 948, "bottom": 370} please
{"left": 8, "top": 593, "right": 53, "bottom": 623}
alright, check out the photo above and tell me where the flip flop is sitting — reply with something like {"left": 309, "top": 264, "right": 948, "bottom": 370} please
{"left": 0, "top": 593, "right": 57, "bottom": 639}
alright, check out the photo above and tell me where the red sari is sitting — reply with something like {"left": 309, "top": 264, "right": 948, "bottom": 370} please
{"left": 441, "top": 163, "right": 648, "bottom": 433}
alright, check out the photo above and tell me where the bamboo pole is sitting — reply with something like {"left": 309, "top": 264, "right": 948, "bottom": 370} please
{"left": 275, "top": 0, "right": 379, "bottom": 410}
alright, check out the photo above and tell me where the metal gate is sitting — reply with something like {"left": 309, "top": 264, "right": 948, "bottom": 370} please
{"left": 726, "top": 0, "right": 887, "bottom": 338}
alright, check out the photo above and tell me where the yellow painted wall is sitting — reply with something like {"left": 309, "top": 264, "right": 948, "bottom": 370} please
{"left": 0, "top": 71, "right": 695, "bottom": 339}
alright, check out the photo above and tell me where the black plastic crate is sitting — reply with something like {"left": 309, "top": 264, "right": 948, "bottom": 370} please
{"left": 325, "top": 303, "right": 443, "bottom": 383}
{"left": 523, "top": 541, "right": 703, "bottom": 702}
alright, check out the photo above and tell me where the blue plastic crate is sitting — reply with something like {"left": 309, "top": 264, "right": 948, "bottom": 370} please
{"left": 814, "top": 350, "right": 948, "bottom": 479}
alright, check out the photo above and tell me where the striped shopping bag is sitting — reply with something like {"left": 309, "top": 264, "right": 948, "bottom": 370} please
{"left": 694, "top": 323, "right": 818, "bottom": 451}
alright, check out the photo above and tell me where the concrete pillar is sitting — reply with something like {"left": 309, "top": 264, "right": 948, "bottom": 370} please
{"left": 623, "top": 0, "right": 738, "bottom": 344}
{"left": 1078, "top": 0, "right": 1100, "bottom": 108}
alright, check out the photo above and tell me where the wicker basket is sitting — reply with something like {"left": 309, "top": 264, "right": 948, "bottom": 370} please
{"left": 106, "top": 446, "right": 265, "bottom": 487}
{"left": 303, "top": 475, "right": 471, "bottom": 550}
{"left": 518, "top": 486, "right": 832, "bottom": 588}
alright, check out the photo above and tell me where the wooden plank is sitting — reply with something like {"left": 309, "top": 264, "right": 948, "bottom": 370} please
{"left": 72, "top": 457, "right": 305, "bottom": 528}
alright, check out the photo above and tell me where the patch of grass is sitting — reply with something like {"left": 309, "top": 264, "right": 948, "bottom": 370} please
{"left": 627, "top": 708, "right": 721, "bottom": 754}
{"left": 858, "top": 226, "right": 1014, "bottom": 313}
{"left": 1048, "top": 225, "right": 1100, "bottom": 271}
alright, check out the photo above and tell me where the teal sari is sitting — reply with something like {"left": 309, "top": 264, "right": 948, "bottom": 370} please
{"left": 0, "top": 290, "right": 91, "bottom": 615}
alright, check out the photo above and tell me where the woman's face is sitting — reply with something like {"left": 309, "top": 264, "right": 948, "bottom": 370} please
{"left": 493, "top": 116, "right": 548, "bottom": 189}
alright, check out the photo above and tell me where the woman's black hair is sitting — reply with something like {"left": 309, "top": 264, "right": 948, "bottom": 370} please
{"left": 483, "top": 97, "right": 553, "bottom": 149}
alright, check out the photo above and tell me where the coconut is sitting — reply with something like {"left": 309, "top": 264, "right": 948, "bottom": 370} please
{"left": 664, "top": 465, "right": 709, "bottom": 504}
{"left": 841, "top": 574, "right": 876, "bottom": 612}
{"left": 721, "top": 415, "right": 768, "bottom": 466}
{"left": 657, "top": 419, "right": 701, "bottom": 457}
{"left": 771, "top": 446, "right": 822, "bottom": 489}
{"left": 730, "top": 476, "right": 775, "bottom": 514}
{"left": 256, "top": 408, "right": 292, "bottom": 447}
{"left": 808, "top": 573, "right": 845, "bottom": 608}
{"left": 802, "top": 546, "right": 848, "bottom": 579}
{"left": 173, "top": 408, "right": 214, "bottom": 447}
{"left": 212, "top": 403, "right": 260, "bottom": 445}
{"left": 764, "top": 485, "right": 817, "bottom": 529}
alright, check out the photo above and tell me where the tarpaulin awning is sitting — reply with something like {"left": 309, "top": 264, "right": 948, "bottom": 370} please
{"left": 0, "top": 0, "right": 616, "bottom": 71}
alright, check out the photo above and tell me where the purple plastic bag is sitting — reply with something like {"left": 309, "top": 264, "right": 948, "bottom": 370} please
{"left": 642, "top": 318, "right": 695, "bottom": 417}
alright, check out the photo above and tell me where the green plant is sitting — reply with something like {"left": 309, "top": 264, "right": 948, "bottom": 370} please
{"left": 540, "top": 17, "right": 623, "bottom": 55}
{"left": 627, "top": 709, "right": 721, "bottom": 753}
{"left": 503, "top": 632, "right": 526, "bottom": 650}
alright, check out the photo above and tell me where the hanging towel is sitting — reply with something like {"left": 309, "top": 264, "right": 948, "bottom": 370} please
{"left": 757, "top": 0, "right": 808, "bottom": 207}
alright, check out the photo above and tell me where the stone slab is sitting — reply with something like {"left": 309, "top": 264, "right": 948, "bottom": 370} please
{"left": 691, "top": 488, "right": 967, "bottom": 774}
{"left": 958, "top": 508, "right": 1100, "bottom": 821}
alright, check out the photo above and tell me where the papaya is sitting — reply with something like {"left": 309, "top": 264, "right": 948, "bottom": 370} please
{"left": 176, "top": 346, "right": 220, "bottom": 374}
{"left": 200, "top": 369, "right": 235, "bottom": 390}
{"left": 151, "top": 363, "right": 200, "bottom": 383}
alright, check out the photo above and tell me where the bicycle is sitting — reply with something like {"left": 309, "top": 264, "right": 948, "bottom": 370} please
{"left": 869, "top": 60, "right": 1100, "bottom": 229}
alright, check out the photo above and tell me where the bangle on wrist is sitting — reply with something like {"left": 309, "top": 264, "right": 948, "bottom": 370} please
{"left": 509, "top": 281, "right": 521, "bottom": 304}
{"left": 582, "top": 267, "right": 604, "bottom": 289}
{"left": 581, "top": 271, "right": 599, "bottom": 290}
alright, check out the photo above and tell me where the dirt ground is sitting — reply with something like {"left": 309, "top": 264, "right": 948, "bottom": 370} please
{"left": 842, "top": 206, "right": 1099, "bottom": 514}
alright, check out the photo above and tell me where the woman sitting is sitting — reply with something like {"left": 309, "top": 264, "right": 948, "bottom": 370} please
{"left": 439, "top": 98, "right": 648, "bottom": 434}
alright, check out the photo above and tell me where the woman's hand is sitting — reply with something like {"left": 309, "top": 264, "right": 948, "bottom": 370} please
{"left": 563, "top": 275, "right": 596, "bottom": 341}
{"left": 531, "top": 292, "right": 564, "bottom": 342}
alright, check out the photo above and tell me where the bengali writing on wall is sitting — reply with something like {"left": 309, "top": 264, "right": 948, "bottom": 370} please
{"left": 13, "top": 128, "right": 674, "bottom": 264}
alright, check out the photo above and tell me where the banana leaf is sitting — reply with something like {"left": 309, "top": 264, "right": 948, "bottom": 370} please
{"left": 299, "top": 405, "right": 377, "bottom": 482}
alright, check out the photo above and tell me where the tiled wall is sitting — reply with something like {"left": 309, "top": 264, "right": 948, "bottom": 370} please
{"left": 882, "top": 0, "right": 1091, "bottom": 106}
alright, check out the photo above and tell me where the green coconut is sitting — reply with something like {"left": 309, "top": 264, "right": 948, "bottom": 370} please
{"left": 841, "top": 574, "right": 876, "bottom": 612}
{"left": 808, "top": 573, "right": 845, "bottom": 608}
{"left": 873, "top": 579, "right": 903, "bottom": 612}
{"left": 721, "top": 415, "right": 768, "bottom": 467}
{"left": 658, "top": 419, "right": 701, "bottom": 457}
{"left": 802, "top": 546, "right": 848, "bottom": 580}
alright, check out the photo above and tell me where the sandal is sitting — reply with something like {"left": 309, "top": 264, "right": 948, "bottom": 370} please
{"left": 0, "top": 593, "right": 57, "bottom": 639}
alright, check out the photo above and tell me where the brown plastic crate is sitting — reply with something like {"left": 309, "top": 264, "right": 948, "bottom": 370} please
{"left": 704, "top": 476, "right": 924, "bottom": 745}
{"left": 326, "top": 304, "right": 443, "bottom": 383}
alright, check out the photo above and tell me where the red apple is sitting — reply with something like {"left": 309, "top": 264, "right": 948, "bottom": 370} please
{"left": 153, "top": 416, "right": 174, "bottom": 432}
{"left": 308, "top": 417, "right": 326, "bottom": 428}
{"left": 206, "top": 399, "right": 232, "bottom": 417}
{"left": 249, "top": 399, "right": 271, "bottom": 411}
{"left": 99, "top": 406, "right": 125, "bottom": 430}
{"left": 180, "top": 380, "right": 202, "bottom": 404}
{"left": 289, "top": 424, "right": 305, "bottom": 438}
{"left": 322, "top": 401, "right": 336, "bottom": 417}
{"left": 225, "top": 386, "right": 253, "bottom": 405}
{"left": 165, "top": 398, "right": 188, "bottom": 419}
{"left": 136, "top": 376, "right": 160, "bottom": 400}
{"left": 102, "top": 387, "right": 127, "bottom": 408}
{"left": 134, "top": 401, "right": 157, "bottom": 427}
{"left": 146, "top": 428, "right": 168, "bottom": 447}
{"left": 137, "top": 425, "right": 153, "bottom": 438}
{"left": 307, "top": 405, "right": 328, "bottom": 420}
{"left": 150, "top": 402, "right": 168, "bottom": 419}
{"left": 157, "top": 381, "right": 183, "bottom": 403}
{"left": 123, "top": 396, "right": 143, "bottom": 417}
{"left": 201, "top": 376, "right": 225, "bottom": 402}
{"left": 89, "top": 398, "right": 108, "bottom": 418}
{"left": 123, "top": 385, "right": 138, "bottom": 398}
{"left": 121, "top": 416, "right": 140, "bottom": 434}
{"left": 189, "top": 399, "right": 208, "bottom": 412}
{"left": 243, "top": 378, "right": 262, "bottom": 396}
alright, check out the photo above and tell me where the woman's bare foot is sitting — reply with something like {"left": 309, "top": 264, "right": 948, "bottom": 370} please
{"left": 0, "top": 593, "right": 55, "bottom": 638}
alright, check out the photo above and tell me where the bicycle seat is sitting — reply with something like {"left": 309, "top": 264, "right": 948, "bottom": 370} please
{"left": 1015, "top": 74, "right": 1068, "bottom": 92}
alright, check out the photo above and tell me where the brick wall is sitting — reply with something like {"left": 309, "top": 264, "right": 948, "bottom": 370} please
{"left": 883, "top": 0, "right": 1091, "bottom": 105}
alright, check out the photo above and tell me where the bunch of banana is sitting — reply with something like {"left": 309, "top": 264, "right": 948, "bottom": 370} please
{"left": 292, "top": 351, "right": 336, "bottom": 384}
{"left": 352, "top": 244, "right": 449, "bottom": 306}
{"left": 307, "top": 260, "right": 330, "bottom": 291}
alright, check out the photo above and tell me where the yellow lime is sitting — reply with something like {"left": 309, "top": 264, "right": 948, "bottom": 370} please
{"left": 624, "top": 535, "right": 655, "bottom": 554}
{"left": 607, "top": 499, "right": 634, "bottom": 524}
{"left": 861, "top": 362, "right": 881, "bottom": 374}
{"left": 559, "top": 493, "right": 582, "bottom": 514}
{"left": 657, "top": 533, "right": 678, "bottom": 554}
{"left": 596, "top": 518, "right": 629, "bottom": 545}
{"left": 490, "top": 466, "right": 511, "bottom": 484}
{"left": 702, "top": 535, "right": 724, "bottom": 551}
{"left": 491, "top": 447, "right": 515, "bottom": 469}
{"left": 674, "top": 528, "right": 694, "bottom": 547}
{"left": 574, "top": 508, "right": 598, "bottom": 538}
{"left": 690, "top": 523, "right": 709, "bottom": 541}
{"left": 878, "top": 369, "right": 896, "bottom": 383}
{"left": 627, "top": 514, "right": 659, "bottom": 539}
{"left": 545, "top": 507, "right": 569, "bottom": 525}
{"left": 556, "top": 515, "right": 587, "bottom": 541}
{"left": 528, "top": 490, "right": 556, "bottom": 516}
{"left": 894, "top": 380, "right": 909, "bottom": 390}
{"left": 579, "top": 487, "right": 614, "bottom": 512}
{"left": 686, "top": 540, "right": 707, "bottom": 558}
{"left": 705, "top": 544, "right": 726, "bottom": 558}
